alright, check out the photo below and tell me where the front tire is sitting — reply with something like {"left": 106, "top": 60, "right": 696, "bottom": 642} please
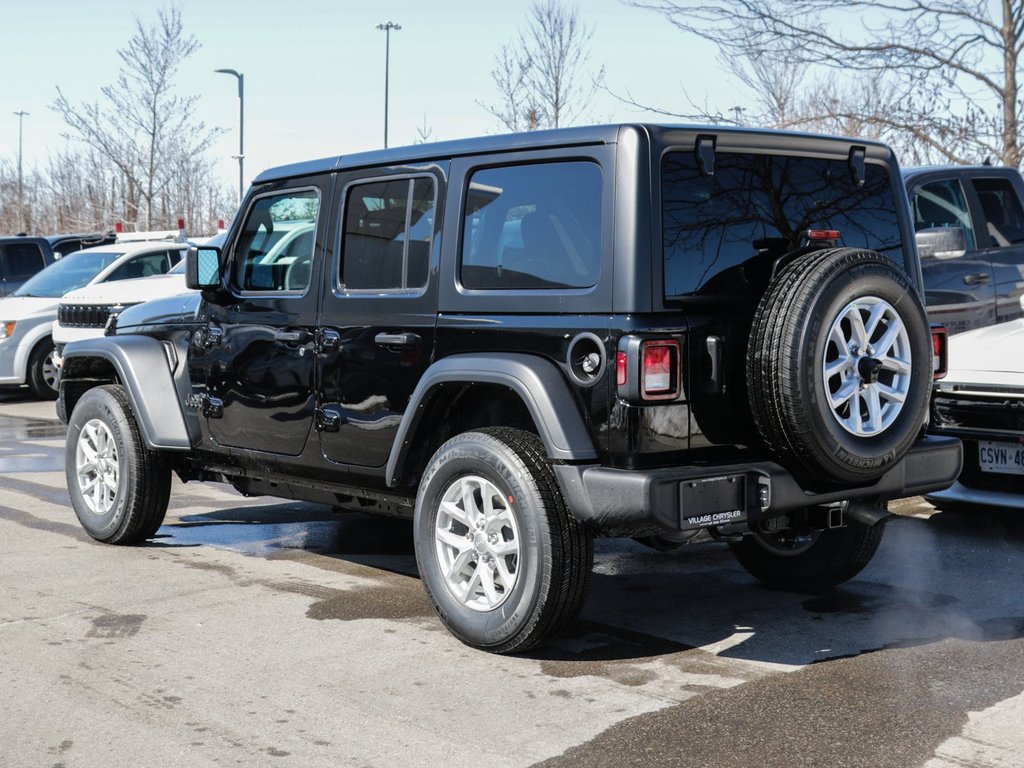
{"left": 27, "top": 339, "right": 59, "bottom": 400}
{"left": 414, "top": 428, "right": 592, "bottom": 653}
{"left": 730, "top": 515, "right": 885, "bottom": 592}
{"left": 65, "top": 385, "right": 171, "bottom": 544}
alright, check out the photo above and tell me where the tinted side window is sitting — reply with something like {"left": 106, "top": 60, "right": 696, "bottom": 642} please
{"left": 341, "top": 177, "right": 434, "bottom": 291}
{"left": 662, "top": 152, "right": 904, "bottom": 297}
{"left": 460, "top": 162, "right": 601, "bottom": 290}
{"left": 3, "top": 243, "right": 45, "bottom": 280}
{"left": 234, "top": 190, "right": 320, "bottom": 292}
{"left": 911, "top": 179, "right": 976, "bottom": 252}
{"left": 972, "top": 177, "right": 1024, "bottom": 246}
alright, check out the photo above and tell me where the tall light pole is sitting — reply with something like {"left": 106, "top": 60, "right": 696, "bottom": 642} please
{"left": 13, "top": 110, "right": 28, "bottom": 232}
{"left": 376, "top": 21, "right": 401, "bottom": 149}
{"left": 214, "top": 68, "right": 244, "bottom": 204}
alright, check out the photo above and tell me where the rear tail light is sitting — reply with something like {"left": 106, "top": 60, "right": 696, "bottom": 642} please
{"left": 114, "top": 222, "right": 123, "bottom": 234}
{"left": 641, "top": 340, "right": 681, "bottom": 400}
{"left": 931, "top": 324, "right": 948, "bottom": 380}
{"left": 806, "top": 229, "right": 841, "bottom": 240}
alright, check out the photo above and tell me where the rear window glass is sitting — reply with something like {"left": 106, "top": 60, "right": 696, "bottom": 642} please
{"left": 461, "top": 161, "right": 601, "bottom": 290}
{"left": 661, "top": 151, "right": 904, "bottom": 298}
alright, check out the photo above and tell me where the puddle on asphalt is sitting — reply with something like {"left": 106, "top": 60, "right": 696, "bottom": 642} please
{"left": 0, "top": 455, "right": 66, "bottom": 473}
{"left": 158, "top": 504, "right": 417, "bottom": 566}
{"left": 0, "top": 416, "right": 67, "bottom": 441}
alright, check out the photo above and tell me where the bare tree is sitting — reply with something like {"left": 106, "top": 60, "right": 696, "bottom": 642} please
{"left": 483, "top": 0, "right": 604, "bottom": 131}
{"left": 628, "top": 0, "right": 1024, "bottom": 165}
{"left": 52, "top": 7, "right": 222, "bottom": 229}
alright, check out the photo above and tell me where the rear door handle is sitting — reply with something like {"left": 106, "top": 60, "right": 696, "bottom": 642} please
{"left": 274, "top": 329, "right": 312, "bottom": 344}
{"left": 375, "top": 332, "right": 420, "bottom": 348}
{"left": 963, "top": 272, "right": 991, "bottom": 285}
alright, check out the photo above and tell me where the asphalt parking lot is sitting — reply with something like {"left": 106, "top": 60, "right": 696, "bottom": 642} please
{"left": 1, "top": 389, "right": 1022, "bottom": 768}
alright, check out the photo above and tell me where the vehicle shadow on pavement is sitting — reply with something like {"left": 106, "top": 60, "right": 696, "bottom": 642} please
{"left": 153, "top": 504, "right": 1024, "bottom": 666}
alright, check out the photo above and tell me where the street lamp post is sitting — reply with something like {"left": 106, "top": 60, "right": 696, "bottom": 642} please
{"left": 214, "top": 69, "right": 245, "bottom": 204}
{"left": 13, "top": 110, "right": 28, "bottom": 232}
{"left": 376, "top": 21, "right": 401, "bottom": 149}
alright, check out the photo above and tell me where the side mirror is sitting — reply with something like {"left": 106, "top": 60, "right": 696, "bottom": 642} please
{"left": 186, "top": 246, "right": 222, "bottom": 289}
{"left": 915, "top": 226, "right": 967, "bottom": 260}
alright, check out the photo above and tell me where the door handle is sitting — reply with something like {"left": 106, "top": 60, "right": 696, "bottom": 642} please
{"left": 274, "top": 329, "right": 312, "bottom": 344}
{"left": 375, "top": 332, "right": 420, "bottom": 347}
{"left": 963, "top": 272, "right": 991, "bottom": 285}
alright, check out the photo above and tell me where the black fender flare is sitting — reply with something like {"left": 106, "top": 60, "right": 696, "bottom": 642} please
{"left": 385, "top": 353, "right": 598, "bottom": 487}
{"left": 60, "top": 336, "right": 192, "bottom": 450}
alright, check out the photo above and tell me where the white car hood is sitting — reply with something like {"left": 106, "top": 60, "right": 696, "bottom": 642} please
{"left": 942, "top": 319, "right": 1024, "bottom": 389}
{"left": 60, "top": 274, "right": 189, "bottom": 306}
{"left": 0, "top": 296, "right": 60, "bottom": 321}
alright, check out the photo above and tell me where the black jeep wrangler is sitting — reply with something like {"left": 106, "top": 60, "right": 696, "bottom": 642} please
{"left": 59, "top": 125, "right": 961, "bottom": 653}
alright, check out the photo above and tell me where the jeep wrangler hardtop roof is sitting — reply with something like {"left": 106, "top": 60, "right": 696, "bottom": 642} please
{"left": 254, "top": 123, "right": 894, "bottom": 184}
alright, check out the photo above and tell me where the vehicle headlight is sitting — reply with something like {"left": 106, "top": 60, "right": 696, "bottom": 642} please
{"left": 0, "top": 322, "right": 15, "bottom": 340}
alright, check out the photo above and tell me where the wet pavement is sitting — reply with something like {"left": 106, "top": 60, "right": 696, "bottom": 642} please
{"left": 0, "top": 393, "right": 1022, "bottom": 767}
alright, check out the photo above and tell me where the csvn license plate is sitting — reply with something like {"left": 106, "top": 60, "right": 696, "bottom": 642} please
{"left": 978, "top": 440, "right": 1024, "bottom": 475}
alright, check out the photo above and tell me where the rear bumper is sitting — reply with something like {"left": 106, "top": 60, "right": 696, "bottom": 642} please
{"left": 554, "top": 435, "right": 963, "bottom": 536}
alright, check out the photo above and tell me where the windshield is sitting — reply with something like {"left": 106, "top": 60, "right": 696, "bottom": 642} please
{"left": 14, "top": 250, "right": 121, "bottom": 298}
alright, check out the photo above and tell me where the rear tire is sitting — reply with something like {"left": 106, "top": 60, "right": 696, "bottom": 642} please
{"left": 414, "top": 428, "right": 592, "bottom": 653}
{"left": 730, "top": 515, "right": 885, "bottom": 592}
{"left": 65, "top": 385, "right": 171, "bottom": 544}
{"left": 27, "top": 339, "right": 59, "bottom": 400}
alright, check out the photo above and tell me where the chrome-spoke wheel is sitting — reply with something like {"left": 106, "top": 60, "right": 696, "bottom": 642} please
{"left": 41, "top": 350, "right": 58, "bottom": 392}
{"left": 434, "top": 474, "right": 521, "bottom": 612}
{"left": 76, "top": 418, "right": 119, "bottom": 516}
{"left": 823, "top": 295, "right": 912, "bottom": 436}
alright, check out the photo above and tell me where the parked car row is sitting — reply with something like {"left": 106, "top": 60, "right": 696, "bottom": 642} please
{"left": 0, "top": 232, "right": 212, "bottom": 399}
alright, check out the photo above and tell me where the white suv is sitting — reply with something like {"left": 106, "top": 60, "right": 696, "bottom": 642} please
{"left": 0, "top": 240, "right": 185, "bottom": 399}
{"left": 53, "top": 234, "right": 226, "bottom": 351}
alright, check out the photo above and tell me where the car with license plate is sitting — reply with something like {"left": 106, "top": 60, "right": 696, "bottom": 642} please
{"left": 58, "top": 125, "right": 961, "bottom": 652}
{"left": 928, "top": 316, "right": 1024, "bottom": 510}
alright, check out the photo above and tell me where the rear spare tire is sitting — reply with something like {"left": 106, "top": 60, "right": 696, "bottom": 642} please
{"left": 747, "top": 248, "right": 931, "bottom": 485}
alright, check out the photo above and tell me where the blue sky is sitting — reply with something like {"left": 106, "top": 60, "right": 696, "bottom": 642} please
{"left": 1, "top": 0, "right": 735, "bottom": 189}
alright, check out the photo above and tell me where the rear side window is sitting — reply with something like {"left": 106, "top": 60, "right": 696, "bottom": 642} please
{"left": 972, "top": 177, "right": 1024, "bottom": 246}
{"left": 662, "top": 152, "right": 904, "bottom": 298}
{"left": 3, "top": 243, "right": 45, "bottom": 280}
{"left": 234, "top": 189, "right": 320, "bottom": 292}
{"left": 460, "top": 161, "right": 601, "bottom": 290}
{"left": 341, "top": 177, "right": 434, "bottom": 291}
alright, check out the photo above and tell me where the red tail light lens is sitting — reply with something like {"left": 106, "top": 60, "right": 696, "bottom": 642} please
{"left": 931, "top": 324, "right": 948, "bottom": 380}
{"left": 807, "top": 229, "right": 841, "bottom": 240}
{"left": 641, "top": 340, "right": 680, "bottom": 400}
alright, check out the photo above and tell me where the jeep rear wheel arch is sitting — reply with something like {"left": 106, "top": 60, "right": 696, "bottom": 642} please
{"left": 385, "top": 353, "right": 598, "bottom": 487}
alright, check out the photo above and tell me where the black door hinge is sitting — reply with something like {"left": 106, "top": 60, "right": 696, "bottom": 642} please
{"left": 315, "top": 328, "right": 341, "bottom": 354}
{"left": 203, "top": 396, "right": 224, "bottom": 419}
{"left": 315, "top": 408, "right": 342, "bottom": 432}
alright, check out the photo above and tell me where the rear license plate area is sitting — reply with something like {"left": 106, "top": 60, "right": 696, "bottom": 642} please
{"left": 679, "top": 474, "right": 747, "bottom": 530}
